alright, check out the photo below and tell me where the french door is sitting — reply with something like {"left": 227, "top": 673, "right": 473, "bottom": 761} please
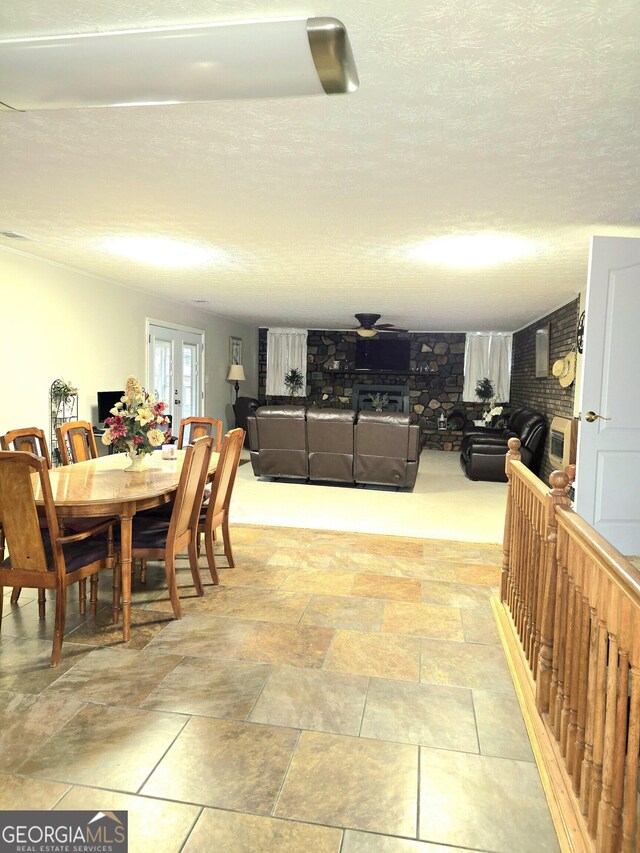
{"left": 147, "top": 322, "right": 204, "bottom": 427}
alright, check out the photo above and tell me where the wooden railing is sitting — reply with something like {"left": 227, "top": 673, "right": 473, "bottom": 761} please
{"left": 499, "top": 438, "right": 640, "bottom": 853}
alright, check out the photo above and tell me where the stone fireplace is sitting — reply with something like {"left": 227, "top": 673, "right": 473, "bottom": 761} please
{"left": 257, "top": 328, "right": 487, "bottom": 448}
{"left": 352, "top": 383, "right": 410, "bottom": 413}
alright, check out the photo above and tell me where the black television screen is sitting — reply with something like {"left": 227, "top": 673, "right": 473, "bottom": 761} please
{"left": 97, "top": 390, "right": 124, "bottom": 423}
{"left": 355, "top": 338, "right": 410, "bottom": 371}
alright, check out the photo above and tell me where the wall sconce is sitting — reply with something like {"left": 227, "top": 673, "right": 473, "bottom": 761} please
{"left": 227, "top": 364, "right": 246, "bottom": 403}
{"left": 0, "top": 17, "right": 359, "bottom": 111}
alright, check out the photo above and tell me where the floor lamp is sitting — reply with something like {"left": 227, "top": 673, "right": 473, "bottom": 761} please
{"left": 227, "top": 364, "right": 245, "bottom": 403}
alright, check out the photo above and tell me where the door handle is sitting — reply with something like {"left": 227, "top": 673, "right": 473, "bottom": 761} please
{"left": 174, "top": 399, "right": 181, "bottom": 405}
{"left": 584, "top": 411, "right": 611, "bottom": 423}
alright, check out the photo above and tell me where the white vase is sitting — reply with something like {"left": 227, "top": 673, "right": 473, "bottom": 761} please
{"left": 126, "top": 444, "right": 146, "bottom": 472}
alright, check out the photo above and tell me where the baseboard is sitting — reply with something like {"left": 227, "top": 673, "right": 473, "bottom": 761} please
{"left": 491, "top": 598, "right": 593, "bottom": 853}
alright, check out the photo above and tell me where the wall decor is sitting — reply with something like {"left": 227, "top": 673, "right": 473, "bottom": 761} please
{"left": 535, "top": 324, "right": 550, "bottom": 378}
{"left": 229, "top": 336, "right": 242, "bottom": 365}
{"left": 576, "top": 310, "right": 585, "bottom": 353}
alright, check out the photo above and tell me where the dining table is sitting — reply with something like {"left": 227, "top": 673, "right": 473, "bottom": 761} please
{"left": 31, "top": 448, "right": 219, "bottom": 641}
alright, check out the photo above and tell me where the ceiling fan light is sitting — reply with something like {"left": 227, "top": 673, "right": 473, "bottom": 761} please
{"left": 356, "top": 328, "right": 377, "bottom": 337}
{"left": 0, "top": 17, "right": 359, "bottom": 111}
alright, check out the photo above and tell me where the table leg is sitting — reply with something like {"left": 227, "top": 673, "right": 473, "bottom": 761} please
{"left": 120, "top": 513, "right": 133, "bottom": 642}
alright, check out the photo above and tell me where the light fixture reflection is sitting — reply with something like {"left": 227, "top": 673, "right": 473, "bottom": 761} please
{"left": 100, "top": 236, "right": 223, "bottom": 267}
{"left": 407, "top": 233, "right": 540, "bottom": 268}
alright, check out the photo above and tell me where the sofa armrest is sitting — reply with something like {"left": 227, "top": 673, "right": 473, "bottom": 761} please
{"left": 408, "top": 425, "right": 420, "bottom": 462}
{"left": 469, "top": 442, "right": 533, "bottom": 466}
{"left": 468, "top": 443, "right": 510, "bottom": 457}
{"left": 464, "top": 434, "right": 509, "bottom": 447}
{"left": 247, "top": 416, "right": 258, "bottom": 451}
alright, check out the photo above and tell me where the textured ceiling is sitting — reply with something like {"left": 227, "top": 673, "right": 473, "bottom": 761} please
{"left": 2, "top": 0, "right": 639, "bottom": 331}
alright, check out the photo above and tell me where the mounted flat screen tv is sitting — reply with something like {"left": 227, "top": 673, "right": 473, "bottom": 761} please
{"left": 97, "top": 390, "right": 124, "bottom": 423}
{"left": 355, "top": 338, "right": 410, "bottom": 371}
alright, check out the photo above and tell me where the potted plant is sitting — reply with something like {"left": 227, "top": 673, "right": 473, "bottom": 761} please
{"left": 50, "top": 377, "right": 78, "bottom": 418}
{"left": 370, "top": 392, "right": 389, "bottom": 412}
{"left": 284, "top": 368, "right": 304, "bottom": 401}
{"left": 474, "top": 377, "right": 495, "bottom": 426}
{"left": 475, "top": 377, "right": 494, "bottom": 406}
{"left": 50, "top": 377, "right": 77, "bottom": 405}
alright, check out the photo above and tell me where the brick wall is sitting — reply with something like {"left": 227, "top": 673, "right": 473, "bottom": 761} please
{"left": 510, "top": 298, "right": 580, "bottom": 484}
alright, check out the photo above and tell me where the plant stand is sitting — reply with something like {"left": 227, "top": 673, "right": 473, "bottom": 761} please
{"left": 50, "top": 379, "right": 78, "bottom": 466}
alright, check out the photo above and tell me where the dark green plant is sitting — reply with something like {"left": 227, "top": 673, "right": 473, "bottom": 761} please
{"left": 475, "top": 377, "right": 494, "bottom": 403}
{"left": 284, "top": 368, "right": 304, "bottom": 401}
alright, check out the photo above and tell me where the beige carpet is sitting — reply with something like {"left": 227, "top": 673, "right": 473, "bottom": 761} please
{"left": 230, "top": 450, "right": 507, "bottom": 544}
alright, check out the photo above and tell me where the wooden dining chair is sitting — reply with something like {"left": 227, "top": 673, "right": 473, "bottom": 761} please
{"left": 2, "top": 425, "right": 112, "bottom": 609}
{"left": 177, "top": 417, "right": 223, "bottom": 451}
{"left": 0, "top": 450, "right": 115, "bottom": 666}
{"left": 0, "top": 427, "right": 52, "bottom": 468}
{"left": 1, "top": 428, "right": 52, "bottom": 606}
{"left": 56, "top": 420, "right": 98, "bottom": 465}
{"left": 196, "top": 428, "right": 245, "bottom": 585}
{"left": 125, "top": 435, "right": 214, "bottom": 617}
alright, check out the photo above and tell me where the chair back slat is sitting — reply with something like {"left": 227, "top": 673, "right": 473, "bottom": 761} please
{"left": 1, "top": 428, "right": 52, "bottom": 469}
{"left": 0, "top": 451, "right": 55, "bottom": 573}
{"left": 169, "top": 437, "right": 214, "bottom": 541}
{"left": 208, "top": 429, "right": 245, "bottom": 519}
{"left": 56, "top": 421, "right": 98, "bottom": 465}
{"left": 178, "top": 417, "right": 223, "bottom": 451}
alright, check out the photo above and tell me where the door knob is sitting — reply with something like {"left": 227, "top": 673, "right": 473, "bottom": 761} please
{"left": 585, "top": 411, "right": 611, "bottom": 423}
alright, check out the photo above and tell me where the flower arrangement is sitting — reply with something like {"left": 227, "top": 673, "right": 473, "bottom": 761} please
{"left": 101, "top": 376, "right": 169, "bottom": 461}
{"left": 482, "top": 404, "right": 504, "bottom": 426}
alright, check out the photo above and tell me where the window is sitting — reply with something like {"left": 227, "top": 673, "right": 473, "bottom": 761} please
{"left": 463, "top": 333, "right": 512, "bottom": 402}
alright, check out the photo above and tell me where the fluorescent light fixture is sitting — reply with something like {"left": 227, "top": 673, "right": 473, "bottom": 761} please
{"left": 0, "top": 17, "right": 359, "bottom": 111}
{"left": 100, "top": 236, "right": 222, "bottom": 267}
{"left": 407, "top": 233, "right": 540, "bottom": 268}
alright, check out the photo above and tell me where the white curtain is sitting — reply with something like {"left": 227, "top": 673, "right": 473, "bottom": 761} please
{"left": 463, "top": 333, "right": 512, "bottom": 402}
{"left": 266, "top": 328, "right": 308, "bottom": 396}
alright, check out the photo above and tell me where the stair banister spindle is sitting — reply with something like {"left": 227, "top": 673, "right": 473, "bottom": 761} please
{"left": 536, "top": 471, "right": 571, "bottom": 713}
{"left": 501, "top": 437, "right": 521, "bottom": 602}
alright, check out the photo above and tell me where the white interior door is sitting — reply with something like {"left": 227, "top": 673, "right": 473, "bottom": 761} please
{"left": 148, "top": 322, "right": 204, "bottom": 427}
{"left": 575, "top": 236, "right": 640, "bottom": 554}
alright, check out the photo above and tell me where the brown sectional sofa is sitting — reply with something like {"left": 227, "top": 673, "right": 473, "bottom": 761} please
{"left": 247, "top": 405, "right": 420, "bottom": 488}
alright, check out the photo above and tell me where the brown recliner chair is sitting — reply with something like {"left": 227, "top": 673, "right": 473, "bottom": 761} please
{"left": 233, "top": 397, "right": 260, "bottom": 447}
{"left": 354, "top": 411, "right": 420, "bottom": 488}
{"left": 307, "top": 409, "right": 356, "bottom": 483}
{"left": 248, "top": 406, "right": 308, "bottom": 479}
{"left": 460, "top": 408, "right": 547, "bottom": 482}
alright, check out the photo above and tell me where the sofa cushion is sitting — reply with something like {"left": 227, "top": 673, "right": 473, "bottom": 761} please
{"left": 306, "top": 409, "right": 355, "bottom": 482}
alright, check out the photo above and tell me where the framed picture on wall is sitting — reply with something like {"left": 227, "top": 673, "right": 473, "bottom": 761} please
{"left": 535, "top": 324, "right": 550, "bottom": 378}
{"left": 230, "top": 336, "right": 242, "bottom": 365}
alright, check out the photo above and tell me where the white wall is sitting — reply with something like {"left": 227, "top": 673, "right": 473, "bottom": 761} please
{"left": 0, "top": 247, "right": 258, "bottom": 437}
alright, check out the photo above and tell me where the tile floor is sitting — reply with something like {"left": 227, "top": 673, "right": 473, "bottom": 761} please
{"left": 0, "top": 525, "right": 560, "bottom": 853}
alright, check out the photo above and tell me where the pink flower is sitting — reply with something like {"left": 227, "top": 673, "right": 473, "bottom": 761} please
{"left": 133, "top": 435, "right": 144, "bottom": 446}
{"left": 107, "top": 416, "right": 127, "bottom": 439}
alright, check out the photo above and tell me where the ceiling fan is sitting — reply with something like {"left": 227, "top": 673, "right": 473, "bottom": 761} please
{"left": 352, "top": 313, "right": 407, "bottom": 337}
